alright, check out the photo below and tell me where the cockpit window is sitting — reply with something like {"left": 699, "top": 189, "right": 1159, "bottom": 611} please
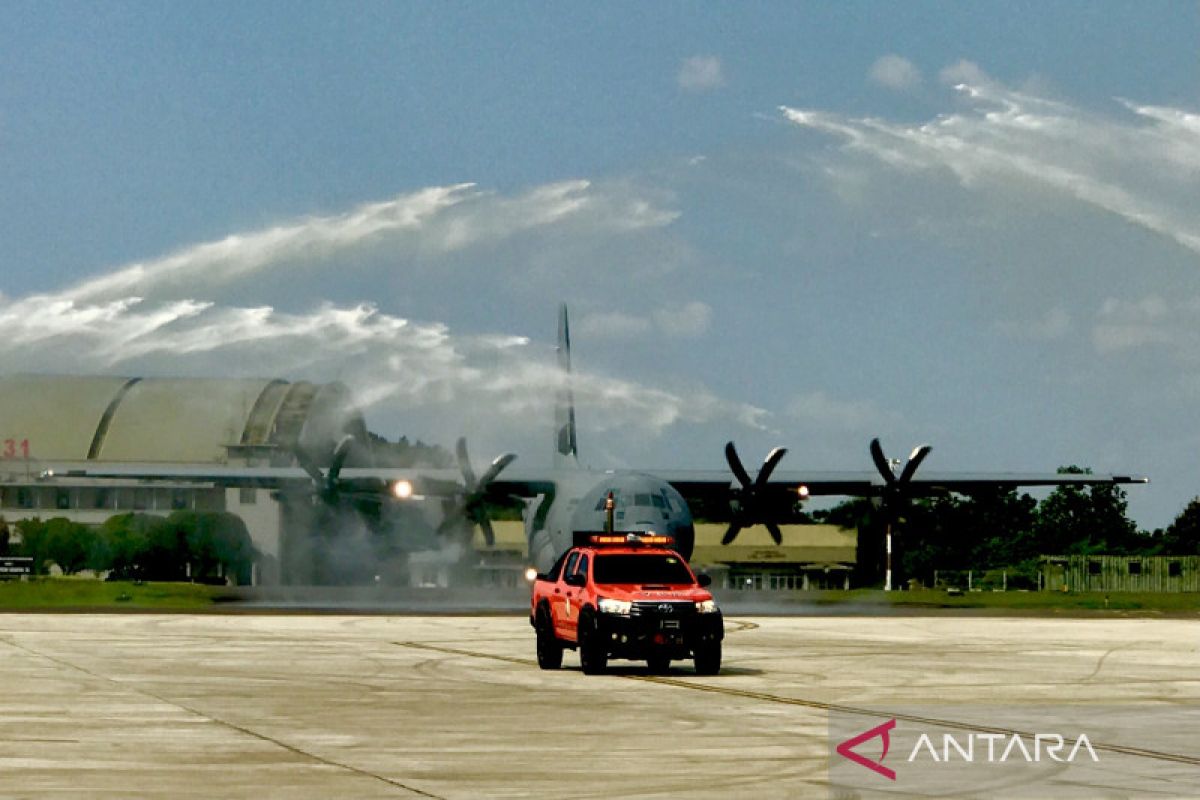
{"left": 594, "top": 491, "right": 628, "bottom": 511}
{"left": 593, "top": 554, "right": 695, "bottom": 585}
{"left": 650, "top": 494, "right": 665, "bottom": 509}
{"left": 634, "top": 492, "right": 652, "bottom": 507}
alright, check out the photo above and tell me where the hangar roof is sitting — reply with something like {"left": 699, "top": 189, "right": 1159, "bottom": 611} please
{"left": 0, "top": 375, "right": 365, "bottom": 465}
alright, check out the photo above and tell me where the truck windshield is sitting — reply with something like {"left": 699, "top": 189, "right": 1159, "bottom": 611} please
{"left": 593, "top": 554, "right": 694, "bottom": 585}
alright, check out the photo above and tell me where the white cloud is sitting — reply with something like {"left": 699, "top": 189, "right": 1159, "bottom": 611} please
{"left": 1092, "top": 295, "right": 1200, "bottom": 357}
{"left": 0, "top": 182, "right": 765, "bottom": 445}
{"left": 780, "top": 74, "right": 1200, "bottom": 257}
{"left": 678, "top": 56, "right": 726, "bottom": 92}
{"left": 869, "top": 55, "right": 921, "bottom": 91}
{"left": 995, "top": 307, "right": 1072, "bottom": 342}
{"left": 653, "top": 301, "right": 712, "bottom": 338}
{"left": 787, "top": 390, "right": 900, "bottom": 433}
{"left": 939, "top": 59, "right": 992, "bottom": 87}
{"left": 578, "top": 301, "right": 712, "bottom": 341}
{"left": 60, "top": 180, "right": 680, "bottom": 306}
{"left": 576, "top": 311, "right": 652, "bottom": 340}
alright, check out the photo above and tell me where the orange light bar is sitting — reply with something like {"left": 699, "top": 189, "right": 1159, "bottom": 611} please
{"left": 587, "top": 533, "right": 676, "bottom": 547}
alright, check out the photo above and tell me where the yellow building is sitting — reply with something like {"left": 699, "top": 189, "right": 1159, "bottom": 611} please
{"left": 471, "top": 521, "right": 857, "bottom": 590}
{"left": 0, "top": 374, "right": 366, "bottom": 583}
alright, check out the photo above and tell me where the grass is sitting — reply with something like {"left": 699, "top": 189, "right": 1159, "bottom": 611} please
{"left": 1, "top": 579, "right": 1197, "bottom": 614}
{"left": 0, "top": 577, "right": 226, "bottom": 610}
{"left": 760, "top": 588, "right": 1200, "bottom": 613}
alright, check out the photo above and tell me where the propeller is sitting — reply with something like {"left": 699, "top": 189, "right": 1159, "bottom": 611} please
{"left": 438, "top": 437, "right": 517, "bottom": 546}
{"left": 722, "top": 441, "right": 788, "bottom": 545}
{"left": 294, "top": 434, "right": 358, "bottom": 507}
{"left": 869, "top": 438, "right": 932, "bottom": 522}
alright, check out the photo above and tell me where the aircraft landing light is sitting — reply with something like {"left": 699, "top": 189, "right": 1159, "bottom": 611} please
{"left": 797, "top": 485, "right": 810, "bottom": 498}
{"left": 392, "top": 480, "right": 414, "bottom": 500}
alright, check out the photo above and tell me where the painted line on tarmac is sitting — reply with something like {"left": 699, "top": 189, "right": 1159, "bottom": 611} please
{"left": 394, "top": 638, "right": 1200, "bottom": 769}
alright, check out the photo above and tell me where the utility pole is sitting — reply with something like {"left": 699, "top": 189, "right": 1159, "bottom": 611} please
{"left": 885, "top": 521, "right": 893, "bottom": 591}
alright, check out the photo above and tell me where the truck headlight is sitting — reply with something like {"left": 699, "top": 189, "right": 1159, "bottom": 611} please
{"left": 695, "top": 600, "right": 718, "bottom": 614}
{"left": 597, "top": 598, "right": 632, "bottom": 616}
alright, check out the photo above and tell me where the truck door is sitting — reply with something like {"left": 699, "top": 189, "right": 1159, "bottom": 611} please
{"left": 552, "top": 551, "right": 580, "bottom": 639}
{"left": 564, "top": 554, "right": 590, "bottom": 642}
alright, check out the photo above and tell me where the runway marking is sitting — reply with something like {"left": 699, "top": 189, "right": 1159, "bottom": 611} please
{"left": 395, "top": 639, "right": 1200, "bottom": 769}
{"left": 0, "top": 637, "right": 447, "bottom": 799}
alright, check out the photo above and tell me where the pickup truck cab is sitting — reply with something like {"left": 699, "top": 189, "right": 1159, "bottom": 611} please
{"left": 529, "top": 532, "right": 724, "bottom": 675}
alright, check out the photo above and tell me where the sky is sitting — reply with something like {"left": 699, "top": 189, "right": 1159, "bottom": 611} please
{"left": 1, "top": 2, "right": 1198, "bottom": 529}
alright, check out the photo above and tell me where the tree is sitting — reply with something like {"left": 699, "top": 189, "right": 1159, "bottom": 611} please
{"left": 1032, "top": 466, "right": 1143, "bottom": 555}
{"left": 96, "top": 511, "right": 257, "bottom": 584}
{"left": 813, "top": 498, "right": 886, "bottom": 586}
{"left": 168, "top": 510, "right": 257, "bottom": 584}
{"left": 368, "top": 434, "right": 454, "bottom": 468}
{"left": 16, "top": 518, "right": 50, "bottom": 575}
{"left": 98, "top": 513, "right": 170, "bottom": 580}
{"left": 44, "top": 517, "right": 97, "bottom": 575}
{"left": 1159, "top": 497, "right": 1200, "bottom": 556}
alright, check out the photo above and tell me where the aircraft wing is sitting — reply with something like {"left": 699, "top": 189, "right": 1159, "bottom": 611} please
{"left": 42, "top": 461, "right": 1147, "bottom": 506}
{"left": 655, "top": 468, "right": 1149, "bottom": 501}
{"left": 46, "top": 462, "right": 467, "bottom": 495}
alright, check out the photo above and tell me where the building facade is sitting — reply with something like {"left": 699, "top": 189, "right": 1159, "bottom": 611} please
{"left": 1041, "top": 555, "right": 1200, "bottom": 593}
{"left": 0, "top": 374, "right": 368, "bottom": 583}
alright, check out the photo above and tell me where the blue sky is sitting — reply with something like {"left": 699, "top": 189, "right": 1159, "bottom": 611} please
{"left": 1, "top": 2, "right": 1198, "bottom": 528}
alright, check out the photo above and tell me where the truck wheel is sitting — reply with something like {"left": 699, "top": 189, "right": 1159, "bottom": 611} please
{"left": 693, "top": 641, "right": 721, "bottom": 676}
{"left": 535, "top": 608, "right": 563, "bottom": 670}
{"left": 578, "top": 610, "right": 608, "bottom": 675}
{"left": 647, "top": 655, "right": 670, "bottom": 675}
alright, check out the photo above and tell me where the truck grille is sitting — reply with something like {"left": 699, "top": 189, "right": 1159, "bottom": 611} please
{"left": 630, "top": 601, "right": 695, "bottom": 618}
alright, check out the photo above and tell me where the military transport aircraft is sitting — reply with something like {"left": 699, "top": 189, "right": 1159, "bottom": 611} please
{"left": 49, "top": 304, "right": 1148, "bottom": 576}
{"left": 475, "top": 306, "right": 1148, "bottom": 572}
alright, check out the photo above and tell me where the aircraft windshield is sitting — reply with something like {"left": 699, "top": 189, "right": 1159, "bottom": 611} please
{"left": 593, "top": 554, "right": 694, "bottom": 585}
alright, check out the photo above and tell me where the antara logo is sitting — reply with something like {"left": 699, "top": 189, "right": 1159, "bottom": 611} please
{"left": 836, "top": 719, "right": 897, "bottom": 780}
{"left": 835, "top": 718, "right": 1102, "bottom": 781}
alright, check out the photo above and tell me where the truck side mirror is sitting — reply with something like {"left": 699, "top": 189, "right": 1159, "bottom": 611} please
{"left": 696, "top": 574, "right": 712, "bottom": 587}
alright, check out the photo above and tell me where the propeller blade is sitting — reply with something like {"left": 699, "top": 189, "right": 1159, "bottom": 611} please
{"left": 766, "top": 521, "right": 783, "bottom": 546}
{"left": 477, "top": 452, "right": 517, "bottom": 489}
{"left": 869, "top": 438, "right": 895, "bottom": 484}
{"left": 479, "top": 517, "right": 496, "bottom": 547}
{"left": 721, "top": 523, "right": 743, "bottom": 546}
{"left": 725, "top": 441, "right": 753, "bottom": 488}
{"left": 897, "top": 444, "right": 932, "bottom": 485}
{"left": 455, "top": 437, "right": 478, "bottom": 490}
{"left": 754, "top": 446, "right": 788, "bottom": 489}
{"left": 443, "top": 439, "right": 517, "bottom": 542}
{"left": 436, "top": 493, "right": 466, "bottom": 534}
{"left": 293, "top": 448, "right": 325, "bottom": 486}
{"left": 328, "top": 435, "right": 355, "bottom": 483}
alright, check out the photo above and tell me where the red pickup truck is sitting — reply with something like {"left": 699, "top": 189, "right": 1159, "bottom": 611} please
{"left": 529, "top": 533, "right": 724, "bottom": 675}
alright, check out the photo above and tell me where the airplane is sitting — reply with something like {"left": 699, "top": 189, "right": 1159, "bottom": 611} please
{"left": 47, "top": 304, "right": 1149, "bottom": 580}
{"left": 472, "top": 306, "right": 1149, "bottom": 573}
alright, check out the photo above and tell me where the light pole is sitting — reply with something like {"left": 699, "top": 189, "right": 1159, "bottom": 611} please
{"left": 884, "top": 457, "right": 900, "bottom": 592}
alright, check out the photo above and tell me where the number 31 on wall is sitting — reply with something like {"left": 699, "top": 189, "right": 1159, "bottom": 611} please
{"left": 2, "top": 439, "right": 30, "bottom": 459}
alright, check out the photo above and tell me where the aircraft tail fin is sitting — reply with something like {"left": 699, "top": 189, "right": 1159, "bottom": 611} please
{"left": 554, "top": 303, "right": 579, "bottom": 468}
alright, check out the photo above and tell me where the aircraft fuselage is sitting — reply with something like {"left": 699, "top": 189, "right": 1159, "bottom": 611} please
{"left": 525, "top": 469, "right": 695, "bottom": 572}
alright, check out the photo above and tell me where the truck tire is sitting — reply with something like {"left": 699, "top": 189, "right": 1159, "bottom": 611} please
{"left": 578, "top": 610, "right": 608, "bottom": 675}
{"left": 535, "top": 607, "right": 563, "bottom": 670}
{"left": 693, "top": 641, "right": 721, "bottom": 676}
